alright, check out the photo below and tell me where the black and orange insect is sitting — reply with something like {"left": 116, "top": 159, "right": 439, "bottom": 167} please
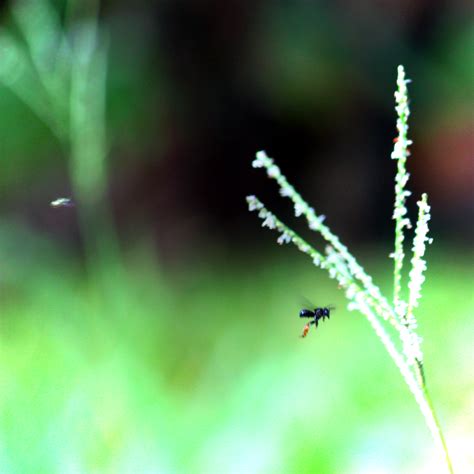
{"left": 299, "top": 306, "right": 333, "bottom": 338}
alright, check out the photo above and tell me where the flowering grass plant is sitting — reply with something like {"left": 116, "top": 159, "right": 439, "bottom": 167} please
{"left": 247, "top": 66, "right": 453, "bottom": 473}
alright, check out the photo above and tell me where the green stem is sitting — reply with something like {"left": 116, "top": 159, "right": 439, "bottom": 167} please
{"left": 421, "top": 378, "right": 454, "bottom": 473}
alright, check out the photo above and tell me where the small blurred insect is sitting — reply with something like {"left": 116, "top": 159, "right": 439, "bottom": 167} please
{"left": 299, "top": 306, "right": 334, "bottom": 338}
{"left": 50, "top": 198, "right": 74, "bottom": 208}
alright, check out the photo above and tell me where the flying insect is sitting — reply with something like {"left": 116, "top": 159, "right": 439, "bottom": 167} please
{"left": 50, "top": 197, "right": 74, "bottom": 208}
{"left": 299, "top": 306, "right": 333, "bottom": 338}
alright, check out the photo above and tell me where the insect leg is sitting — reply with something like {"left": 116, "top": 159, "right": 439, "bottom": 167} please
{"left": 300, "top": 323, "right": 310, "bottom": 338}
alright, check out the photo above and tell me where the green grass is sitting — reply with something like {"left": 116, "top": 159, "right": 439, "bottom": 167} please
{"left": 0, "top": 242, "right": 472, "bottom": 473}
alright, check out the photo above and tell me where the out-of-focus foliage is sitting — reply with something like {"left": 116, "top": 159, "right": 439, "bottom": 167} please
{"left": 0, "top": 237, "right": 473, "bottom": 472}
{"left": 0, "top": 0, "right": 472, "bottom": 473}
{"left": 0, "top": 0, "right": 471, "bottom": 246}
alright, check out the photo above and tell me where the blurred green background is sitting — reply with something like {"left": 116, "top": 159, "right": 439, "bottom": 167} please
{"left": 0, "top": 0, "right": 472, "bottom": 473}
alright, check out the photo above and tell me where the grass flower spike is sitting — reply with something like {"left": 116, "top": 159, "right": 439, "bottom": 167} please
{"left": 391, "top": 65, "right": 413, "bottom": 320}
{"left": 247, "top": 66, "right": 453, "bottom": 473}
